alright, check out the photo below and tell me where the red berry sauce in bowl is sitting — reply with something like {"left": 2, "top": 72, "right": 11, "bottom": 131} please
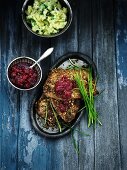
{"left": 7, "top": 57, "right": 42, "bottom": 90}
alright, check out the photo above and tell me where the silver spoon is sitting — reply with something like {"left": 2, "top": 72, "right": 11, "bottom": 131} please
{"left": 30, "top": 47, "right": 54, "bottom": 68}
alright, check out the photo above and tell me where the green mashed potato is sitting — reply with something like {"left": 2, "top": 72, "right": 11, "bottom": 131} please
{"left": 26, "top": 0, "right": 68, "bottom": 35}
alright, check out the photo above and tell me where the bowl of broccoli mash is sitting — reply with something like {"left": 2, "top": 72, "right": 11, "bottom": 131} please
{"left": 22, "top": 0, "right": 72, "bottom": 37}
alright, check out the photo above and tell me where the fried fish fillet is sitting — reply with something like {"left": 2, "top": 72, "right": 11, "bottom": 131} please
{"left": 36, "top": 68, "right": 98, "bottom": 125}
{"left": 51, "top": 98, "right": 81, "bottom": 123}
{"left": 43, "top": 68, "right": 97, "bottom": 99}
{"left": 36, "top": 96, "right": 81, "bottom": 123}
{"left": 36, "top": 96, "right": 56, "bottom": 127}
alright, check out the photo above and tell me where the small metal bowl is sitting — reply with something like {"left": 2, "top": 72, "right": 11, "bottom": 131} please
{"left": 22, "top": 0, "right": 73, "bottom": 38}
{"left": 7, "top": 56, "right": 42, "bottom": 90}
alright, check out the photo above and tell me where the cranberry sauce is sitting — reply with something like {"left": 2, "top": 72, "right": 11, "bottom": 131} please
{"left": 55, "top": 75, "right": 76, "bottom": 112}
{"left": 58, "top": 100, "right": 70, "bottom": 113}
{"left": 8, "top": 62, "right": 38, "bottom": 89}
{"left": 55, "top": 75, "right": 76, "bottom": 99}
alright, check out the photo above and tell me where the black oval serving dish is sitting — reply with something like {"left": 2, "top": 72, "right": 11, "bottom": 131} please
{"left": 30, "top": 52, "right": 97, "bottom": 138}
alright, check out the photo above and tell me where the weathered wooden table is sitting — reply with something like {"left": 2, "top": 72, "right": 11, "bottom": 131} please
{"left": 0, "top": 0, "right": 127, "bottom": 169}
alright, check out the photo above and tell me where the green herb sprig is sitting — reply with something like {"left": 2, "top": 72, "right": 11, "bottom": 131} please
{"left": 74, "top": 68, "right": 102, "bottom": 127}
{"left": 50, "top": 101, "right": 62, "bottom": 132}
{"left": 44, "top": 105, "right": 48, "bottom": 125}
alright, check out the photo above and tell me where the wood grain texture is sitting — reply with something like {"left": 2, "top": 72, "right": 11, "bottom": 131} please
{"left": 0, "top": 65, "right": 1, "bottom": 165}
{"left": 92, "top": 0, "right": 121, "bottom": 169}
{"left": 0, "top": 2, "right": 20, "bottom": 170}
{"left": 0, "top": 0, "right": 126, "bottom": 169}
{"left": 116, "top": 0, "right": 127, "bottom": 169}
{"left": 78, "top": 0, "right": 95, "bottom": 170}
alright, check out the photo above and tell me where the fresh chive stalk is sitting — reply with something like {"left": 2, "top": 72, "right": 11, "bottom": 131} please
{"left": 74, "top": 129, "right": 90, "bottom": 137}
{"left": 44, "top": 105, "right": 48, "bottom": 125}
{"left": 50, "top": 101, "right": 62, "bottom": 132}
{"left": 77, "top": 106, "right": 86, "bottom": 113}
{"left": 71, "top": 128, "right": 90, "bottom": 155}
{"left": 71, "top": 129, "right": 80, "bottom": 154}
{"left": 74, "top": 68, "right": 101, "bottom": 127}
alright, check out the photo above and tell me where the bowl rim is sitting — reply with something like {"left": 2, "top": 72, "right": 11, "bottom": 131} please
{"left": 7, "top": 56, "right": 42, "bottom": 91}
{"left": 22, "top": 0, "right": 73, "bottom": 38}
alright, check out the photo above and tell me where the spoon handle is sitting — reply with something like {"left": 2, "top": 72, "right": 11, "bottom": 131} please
{"left": 30, "top": 47, "right": 54, "bottom": 68}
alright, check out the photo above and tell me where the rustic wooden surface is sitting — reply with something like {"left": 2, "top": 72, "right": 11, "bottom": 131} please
{"left": 0, "top": 0, "right": 127, "bottom": 169}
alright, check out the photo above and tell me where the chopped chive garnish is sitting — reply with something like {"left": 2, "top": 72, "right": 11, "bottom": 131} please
{"left": 44, "top": 105, "right": 48, "bottom": 125}
{"left": 78, "top": 106, "right": 86, "bottom": 113}
{"left": 71, "top": 129, "right": 79, "bottom": 154}
{"left": 74, "top": 129, "right": 90, "bottom": 137}
{"left": 50, "top": 101, "right": 62, "bottom": 132}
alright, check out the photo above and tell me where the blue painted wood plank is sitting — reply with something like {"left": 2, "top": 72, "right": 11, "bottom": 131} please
{"left": 116, "top": 0, "right": 127, "bottom": 169}
{"left": 78, "top": 0, "right": 95, "bottom": 169}
{"left": 18, "top": 92, "right": 48, "bottom": 170}
{"left": 0, "top": 2, "right": 20, "bottom": 169}
{"left": 92, "top": 0, "right": 121, "bottom": 169}
{"left": 0, "top": 7, "right": 2, "bottom": 167}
